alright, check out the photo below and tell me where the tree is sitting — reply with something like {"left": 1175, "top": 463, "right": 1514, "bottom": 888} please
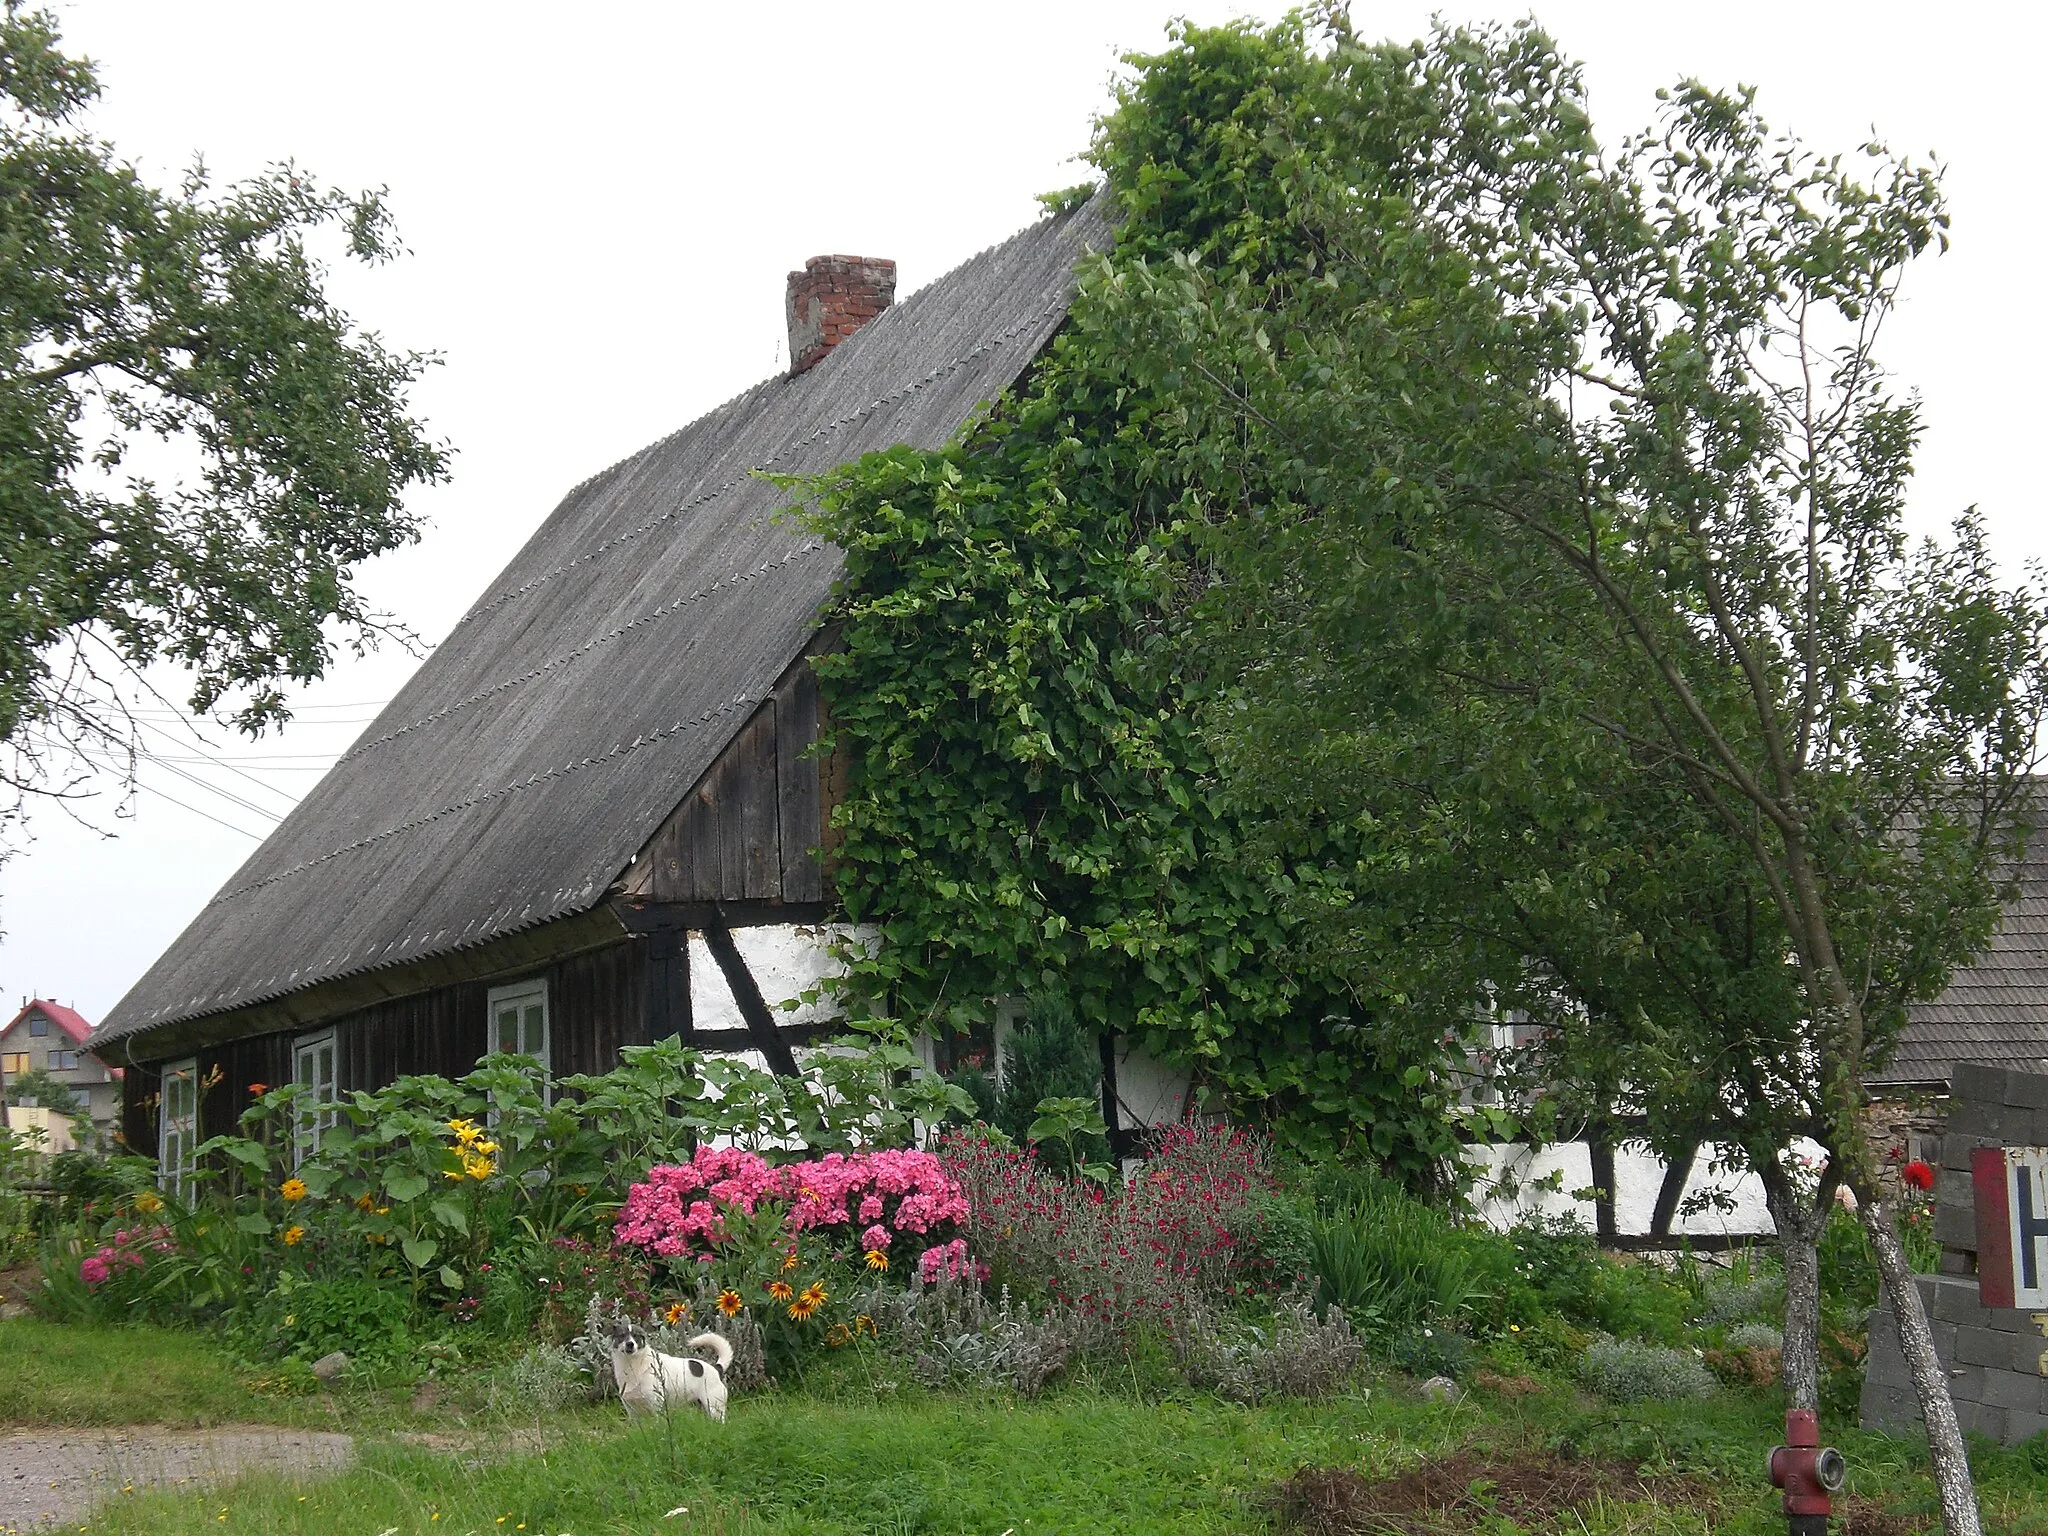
{"left": 1077, "top": 16, "right": 2045, "bottom": 1530}
{"left": 0, "top": 3, "right": 447, "bottom": 818}
{"left": 7, "top": 1065, "right": 78, "bottom": 1113}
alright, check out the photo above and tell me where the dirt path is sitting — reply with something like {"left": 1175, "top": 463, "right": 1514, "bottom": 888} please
{"left": 0, "top": 1425, "right": 353, "bottom": 1531}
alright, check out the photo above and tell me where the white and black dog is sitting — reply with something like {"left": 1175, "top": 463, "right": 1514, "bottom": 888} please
{"left": 611, "top": 1323, "right": 734, "bottom": 1421}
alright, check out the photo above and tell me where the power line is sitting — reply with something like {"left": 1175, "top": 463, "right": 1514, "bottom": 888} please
{"left": 132, "top": 717, "right": 300, "bottom": 809}
{"left": 127, "top": 780, "right": 266, "bottom": 840}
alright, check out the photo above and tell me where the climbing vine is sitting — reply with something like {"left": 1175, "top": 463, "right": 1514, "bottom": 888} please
{"left": 793, "top": 21, "right": 1474, "bottom": 1177}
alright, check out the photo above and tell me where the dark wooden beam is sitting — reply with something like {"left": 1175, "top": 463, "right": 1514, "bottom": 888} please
{"left": 1650, "top": 1142, "right": 1698, "bottom": 1238}
{"left": 701, "top": 916, "right": 802, "bottom": 1077}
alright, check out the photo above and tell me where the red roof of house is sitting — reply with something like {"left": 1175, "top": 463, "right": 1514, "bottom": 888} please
{"left": 5, "top": 999, "right": 95, "bottom": 1048}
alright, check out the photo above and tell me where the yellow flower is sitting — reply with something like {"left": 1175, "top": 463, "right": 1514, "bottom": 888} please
{"left": 854, "top": 1313, "right": 876, "bottom": 1337}
{"left": 825, "top": 1322, "right": 852, "bottom": 1349}
{"left": 279, "top": 1178, "right": 308, "bottom": 1202}
{"left": 799, "top": 1281, "right": 828, "bottom": 1310}
{"left": 462, "top": 1153, "right": 495, "bottom": 1181}
{"left": 447, "top": 1118, "right": 481, "bottom": 1146}
{"left": 787, "top": 1292, "right": 822, "bottom": 1323}
{"left": 354, "top": 1193, "right": 375, "bottom": 1212}
{"left": 281, "top": 1226, "right": 305, "bottom": 1246}
{"left": 864, "top": 1250, "right": 889, "bottom": 1272}
{"left": 663, "top": 1302, "right": 687, "bottom": 1326}
{"left": 375, "top": 1206, "right": 390, "bottom": 1216}
{"left": 766, "top": 1280, "right": 794, "bottom": 1303}
{"left": 716, "top": 1289, "right": 743, "bottom": 1318}
{"left": 132, "top": 1193, "right": 162, "bottom": 1215}
{"left": 780, "top": 1249, "right": 800, "bottom": 1273}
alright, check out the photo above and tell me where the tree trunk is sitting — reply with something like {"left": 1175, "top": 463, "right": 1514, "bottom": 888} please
{"left": 1762, "top": 1161, "right": 1825, "bottom": 1413}
{"left": 1861, "top": 1195, "right": 1982, "bottom": 1536}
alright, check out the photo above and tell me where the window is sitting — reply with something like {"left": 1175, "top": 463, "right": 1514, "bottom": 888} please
{"left": 159, "top": 1058, "right": 198, "bottom": 1196}
{"left": 27, "top": 1015, "right": 46, "bottom": 1038}
{"left": 50, "top": 1050, "right": 78, "bottom": 1071}
{"left": 486, "top": 979, "right": 549, "bottom": 1074}
{"left": 0, "top": 1053, "right": 26, "bottom": 1077}
{"left": 293, "top": 1030, "right": 339, "bottom": 1164}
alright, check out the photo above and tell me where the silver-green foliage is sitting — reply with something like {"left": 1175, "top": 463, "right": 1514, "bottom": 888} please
{"left": 1580, "top": 1337, "right": 1717, "bottom": 1402}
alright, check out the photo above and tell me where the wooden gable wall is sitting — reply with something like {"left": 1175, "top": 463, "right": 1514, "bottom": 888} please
{"left": 618, "top": 650, "right": 839, "bottom": 907}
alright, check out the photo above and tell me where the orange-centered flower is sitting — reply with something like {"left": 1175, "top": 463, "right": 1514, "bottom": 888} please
{"left": 864, "top": 1250, "right": 889, "bottom": 1272}
{"left": 799, "top": 1281, "right": 828, "bottom": 1309}
{"left": 780, "top": 1250, "right": 801, "bottom": 1273}
{"left": 766, "top": 1280, "right": 795, "bottom": 1303}
{"left": 663, "top": 1302, "right": 686, "bottom": 1326}
{"left": 281, "top": 1225, "right": 305, "bottom": 1246}
{"left": 717, "top": 1289, "right": 743, "bottom": 1318}
{"left": 279, "top": 1178, "right": 308, "bottom": 1202}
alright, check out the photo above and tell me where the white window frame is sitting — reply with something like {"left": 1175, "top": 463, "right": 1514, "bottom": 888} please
{"left": 159, "top": 1057, "right": 198, "bottom": 1196}
{"left": 293, "top": 1029, "right": 339, "bottom": 1166}
{"left": 485, "top": 978, "right": 550, "bottom": 1080}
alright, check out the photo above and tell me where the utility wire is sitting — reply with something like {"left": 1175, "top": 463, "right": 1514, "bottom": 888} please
{"left": 127, "top": 780, "right": 266, "bottom": 840}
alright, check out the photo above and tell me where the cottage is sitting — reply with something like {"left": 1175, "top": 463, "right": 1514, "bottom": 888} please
{"left": 91, "top": 199, "right": 1190, "bottom": 1180}
{"left": 0, "top": 999, "right": 121, "bottom": 1140}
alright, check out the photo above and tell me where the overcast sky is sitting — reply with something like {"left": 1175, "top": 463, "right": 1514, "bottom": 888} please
{"left": 5, "top": 1, "right": 2043, "bottom": 1024}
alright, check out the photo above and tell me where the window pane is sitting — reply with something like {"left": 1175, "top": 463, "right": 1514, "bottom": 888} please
{"left": 28, "top": 1017, "right": 46, "bottom": 1037}
{"left": 3, "top": 1054, "right": 26, "bottom": 1076}
{"left": 523, "top": 1004, "right": 544, "bottom": 1057}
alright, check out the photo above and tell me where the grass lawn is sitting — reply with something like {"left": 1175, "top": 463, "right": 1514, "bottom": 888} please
{"left": 8, "top": 1322, "right": 2046, "bottom": 1534}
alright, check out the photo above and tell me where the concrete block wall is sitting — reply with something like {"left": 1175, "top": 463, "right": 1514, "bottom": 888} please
{"left": 1861, "top": 1062, "right": 2048, "bottom": 1444}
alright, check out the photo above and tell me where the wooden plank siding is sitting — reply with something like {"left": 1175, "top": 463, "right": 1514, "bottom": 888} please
{"left": 123, "top": 939, "right": 650, "bottom": 1144}
{"left": 621, "top": 653, "right": 837, "bottom": 906}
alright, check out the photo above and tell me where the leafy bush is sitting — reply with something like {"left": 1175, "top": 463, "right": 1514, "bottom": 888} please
{"left": 992, "top": 991, "right": 1109, "bottom": 1174}
{"left": 1308, "top": 1185, "right": 1478, "bottom": 1336}
{"left": 941, "top": 1122, "right": 1290, "bottom": 1329}
{"left": 241, "top": 1272, "right": 411, "bottom": 1365}
{"left": 1698, "top": 1267, "right": 1784, "bottom": 1327}
{"left": 1388, "top": 1323, "right": 1474, "bottom": 1381}
{"left": 1169, "top": 1299, "right": 1364, "bottom": 1403}
{"left": 1580, "top": 1338, "right": 1716, "bottom": 1402}
{"left": 1724, "top": 1321, "right": 1784, "bottom": 1351}
{"left": 487, "top": 1344, "right": 586, "bottom": 1415}
{"left": 859, "top": 1279, "right": 1092, "bottom": 1398}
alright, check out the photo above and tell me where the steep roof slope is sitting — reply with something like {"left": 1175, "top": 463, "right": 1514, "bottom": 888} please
{"left": 96, "top": 200, "right": 1109, "bottom": 1048}
{"left": 1876, "top": 834, "right": 2048, "bottom": 1087}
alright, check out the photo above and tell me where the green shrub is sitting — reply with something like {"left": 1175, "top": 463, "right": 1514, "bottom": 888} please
{"left": 243, "top": 1273, "right": 412, "bottom": 1365}
{"left": 1388, "top": 1323, "right": 1474, "bottom": 1380}
{"left": 1309, "top": 1188, "right": 1479, "bottom": 1336}
{"left": 995, "top": 992, "right": 1109, "bottom": 1174}
{"left": 1580, "top": 1337, "right": 1716, "bottom": 1402}
{"left": 1698, "top": 1266, "right": 1784, "bottom": 1327}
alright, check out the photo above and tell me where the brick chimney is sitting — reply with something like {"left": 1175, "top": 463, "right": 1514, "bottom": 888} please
{"left": 785, "top": 255, "right": 897, "bottom": 375}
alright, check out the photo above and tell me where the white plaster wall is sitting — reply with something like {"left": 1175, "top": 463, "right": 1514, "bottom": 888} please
{"left": 686, "top": 923, "right": 873, "bottom": 1033}
{"left": 1467, "top": 1137, "right": 1821, "bottom": 1238}
{"left": 1113, "top": 1037, "right": 1195, "bottom": 1128}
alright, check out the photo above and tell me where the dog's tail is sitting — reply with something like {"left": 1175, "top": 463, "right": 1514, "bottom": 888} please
{"left": 687, "top": 1331, "right": 735, "bottom": 1371}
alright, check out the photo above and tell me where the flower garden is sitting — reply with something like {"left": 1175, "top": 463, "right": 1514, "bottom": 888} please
{"left": 2, "top": 1019, "right": 2042, "bottom": 1535}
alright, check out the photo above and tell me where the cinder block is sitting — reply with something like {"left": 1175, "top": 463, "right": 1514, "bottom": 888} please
{"left": 1946, "top": 1100, "right": 1994, "bottom": 1140}
{"left": 2003, "top": 1069, "right": 2048, "bottom": 1110}
{"left": 1944, "top": 1130, "right": 1995, "bottom": 1173}
{"left": 1864, "top": 1341, "right": 1912, "bottom": 1390}
{"left": 1955, "top": 1328, "right": 2045, "bottom": 1373}
{"left": 2002, "top": 1407, "right": 2048, "bottom": 1446}
{"left": 1935, "top": 1204, "right": 1983, "bottom": 1252}
{"left": 1956, "top": 1399, "right": 2008, "bottom": 1442}
{"left": 1925, "top": 1274, "right": 1987, "bottom": 1324}
{"left": 1947, "top": 1364, "right": 1989, "bottom": 1401}
{"left": 1981, "top": 1369, "right": 2048, "bottom": 1414}
{"left": 1859, "top": 1383, "right": 1923, "bottom": 1433}
{"left": 1955, "top": 1062, "right": 2012, "bottom": 1106}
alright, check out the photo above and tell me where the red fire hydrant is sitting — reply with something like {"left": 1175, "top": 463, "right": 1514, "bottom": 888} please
{"left": 1767, "top": 1408, "right": 1846, "bottom": 1535}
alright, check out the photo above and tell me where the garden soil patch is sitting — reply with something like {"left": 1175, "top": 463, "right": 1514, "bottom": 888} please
{"left": 0, "top": 1425, "right": 352, "bottom": 1530}
{"left": 1268, "top": 1450, "right": 1707, "bottom": 1533}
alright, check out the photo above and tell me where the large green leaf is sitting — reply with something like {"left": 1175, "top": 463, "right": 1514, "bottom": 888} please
{"left": 401, "top": 1237, "right": 438, "bottom": 1270}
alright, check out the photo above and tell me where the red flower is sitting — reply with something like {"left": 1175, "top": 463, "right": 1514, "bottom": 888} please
{"left": 248, "top": 1083, "right": 267, "bottom": 1094}
{"left": 1902, "top": 1159, "right": 1935, "bottom": 1192}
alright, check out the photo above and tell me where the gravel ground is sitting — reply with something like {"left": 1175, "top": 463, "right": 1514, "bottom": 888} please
{"left": 0, "top": 1426, "right": 353, "bottom": 1532}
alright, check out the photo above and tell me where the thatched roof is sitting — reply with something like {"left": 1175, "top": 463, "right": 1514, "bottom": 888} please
{"left": 95, "top": 199, "right": 1109, "bottom": 1048}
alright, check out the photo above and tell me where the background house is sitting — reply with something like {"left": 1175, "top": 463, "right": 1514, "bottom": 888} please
{"left": 0, "top": 999, "right": 121, "bottom": 1142}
